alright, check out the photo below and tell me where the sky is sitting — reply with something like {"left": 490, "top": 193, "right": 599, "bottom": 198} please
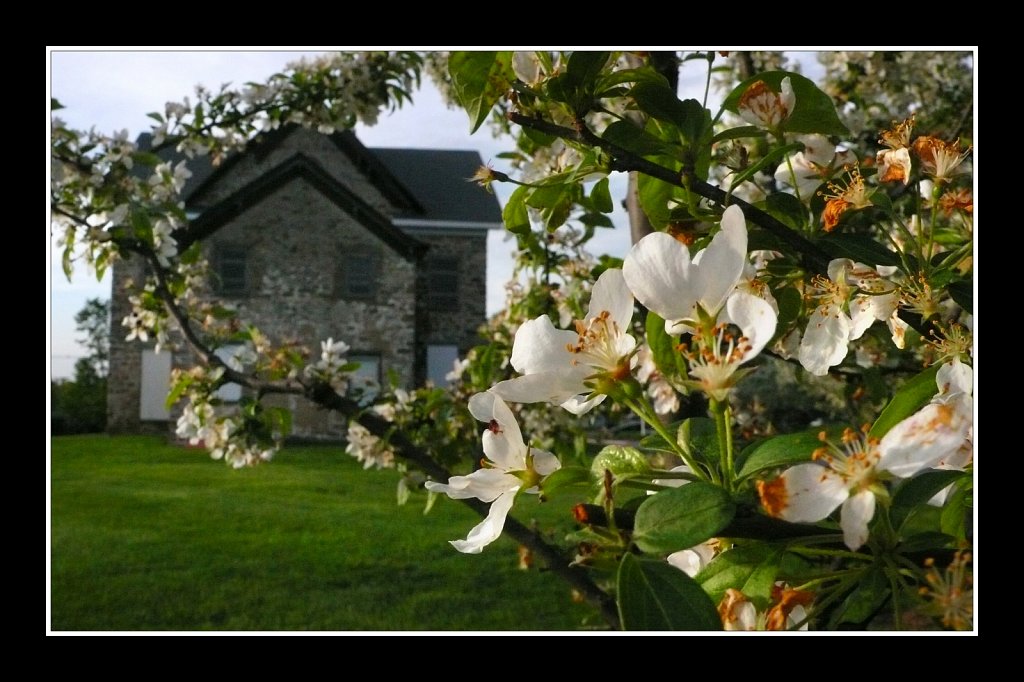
{"left": 47, "top": 49, "right": 800, "bottom": 379}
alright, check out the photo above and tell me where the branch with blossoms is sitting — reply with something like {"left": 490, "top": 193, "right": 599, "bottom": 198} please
{"left": 432, "top": 51, "right": 974, "bottom": 631}
{"left": 52, "top": 50, "right": 974, "bottom": 631}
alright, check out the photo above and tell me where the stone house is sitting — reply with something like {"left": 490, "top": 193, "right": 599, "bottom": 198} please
{"left": 107, "top": 125, "right": 502, "bottom": 438}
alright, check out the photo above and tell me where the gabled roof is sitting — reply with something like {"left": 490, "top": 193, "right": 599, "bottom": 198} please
{"left": 136, "top": 125, "right": 502, "bottom": 229}
{"left": 370, "top": 148, "right": 503, "bottom": 228}
{"left": 181, "top": 152, "right": 426, "bottom": 261}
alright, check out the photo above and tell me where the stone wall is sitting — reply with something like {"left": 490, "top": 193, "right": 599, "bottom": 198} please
{"left": 204, "top": 176, "right": 417, "bottom": 439}
{"left": 106, "top": 252, "right": 152, "bottom": 433}
{"left": 412, "top": 230, "right": 489, "bottom": 383}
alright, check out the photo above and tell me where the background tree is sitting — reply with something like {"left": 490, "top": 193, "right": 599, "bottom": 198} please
{"left": 52, "top": 298, "right": 109, "bottom": 434}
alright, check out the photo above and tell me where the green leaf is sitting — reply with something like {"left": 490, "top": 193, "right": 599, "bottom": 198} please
{"left": 677, "top": 418, "right": 718, "bottom": 464}
{"left": 617, "top": 554, "right": 721, "bottom": 630}
{"left": 722, "top": 71, "right": 849, "bottom": 137}
{"left": 948, "top": 280, "right": 973, "bottom": 314}
{"left": 869, "top": 364, "right": 940, "bottom": 438}
{"left": 711, "top": 126, "right": 766, "bottom": 143}
{"left": 818, "top": 233, "right": 900, "bottom": 268}
{"left": 736, "top": 429, "right": 823, "bottom": 482}
{"left": 677, "top": 99, "right": 711, "bottom": 145}
{"left": 527, "top": 183, "right": 575, "bottom": 231}
{"left": 633, "top": 482, "right": 735, "bottom": 554}
{"left": 590, "top": 177, "right": 613, "bottom": 213}
{"left": 645, "top": 311, "right": 688, "bottom": 386}
{"left": 870, "top": 191, "right": 894, "bottom": 213}
{"left": 631, "top": 81, "right": 690, "bottom": 128}
{"left": 601, "top": 120, "right": 673, "bottom": 156}
{"left": 892, "top": 470, "right": 969, "bottom": 530}
{"left": 772, "top": 286, "right": 803, "bottom": 342}
{"left": 448, "top": 51, "right": 512, "bottom": 133}
{"left": 146, "top": 112, "right": 165, "bottom": 123}
{"left": 579, "top": 212, "right": 615, "bottom": 228}
{"left": 131, "top": 151, "right": 163, "bottom": 168}
{"left": 637, "top": 173, "right": 675, "bottom": 230}
{"left": 696, "top": 544, "right": 783, "bottom": 608}
{"left": 502, "top": 185, "right": 531, "bottom": 235}
{"left": 567, "top": 51, "right": 610, "bottom": 86}
{"left": 591, "top": 444, "right": 649, "bottom": 479}
{"left": 51, "top": 97, "right": 65, "bottom": 111}
{"left": 831, "top": 564, "right": 889, "bottom": 627}
{"left": 728, "top": 142, "right": 803, "bottom": 193}
{"left": 540, "top": 466, "right": 593, "bottom": 496}
{"left": 940, "top": 481, "right": 971, "bottom": 541}
{"left": 765, "top": 192, "right": 808, "bottom": 231}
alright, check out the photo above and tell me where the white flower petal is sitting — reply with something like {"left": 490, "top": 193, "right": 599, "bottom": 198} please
{"left": 588, "top": 268, "right": 634, "bottom": 334}
{"left": 840, "top": 490, "right": 876, "bottom": 550}
{"left": 491, "top": 369, "right": 590, "bottom": 407}
{"left": 771, "top": 463, "right": 848, "bottom": 523}
{"left": 531, "top": 448, "right": 561, "bottom": 476}
{"left": 878, "top": 397, "right": 973, "bottom": 478}
{"left": 509, "top": 315, "right": 579, "bottom": 375}
{"left": 937, "top": 359, "right": 973, "bottom": 397}
{"left": 468, "top": 391, "right": 524, "bottom": 467}
{"left": 779, "top": 77, "right": 795, "bottom": 118}
{"left": 667, "top": 549, "right": 704, "bottom": 578}
{"left": 800, "top": 134, "right": 835, "bottom": 168}
{"left": 559, "top": 392, "right": 606, "bottom": 416}
{"left": 799, "top": 306, "right": 852, "bottom": 375}
{"left": 424, "top": 468, "right": 521, "bottom": 503}
{"left": 692, "top": 205, "right": 748, "bottom": 314}
{"left": 449, "top": 489, "right": 518, "bottom": 554}
{"left": 623, "top": 232, "right": 697, "bottom": 324}
{"left": 722, "top": 291, "right": 777, "bottom": 362}
{"left": 848, "top": 296, "right": 878, "bottom": 341}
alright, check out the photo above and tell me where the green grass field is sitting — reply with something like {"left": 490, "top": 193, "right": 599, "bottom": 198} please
{"left": 50, "top": 435, "right": 597, "bottom": 631}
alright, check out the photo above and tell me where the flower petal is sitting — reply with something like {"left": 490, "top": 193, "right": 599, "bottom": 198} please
{"left": 878, "top": 396, "right": 972, "bottom": 478}
{"left": 623, "top": 232, "right": 696, "bottom": 325}
{"left": 491, "top": 369, "right": 590, "bottom": 408}
{"left": 588, "top": 268, "right": 634, "bottom": 334}
{"left": 722, "top": 291, "right": 777, "bottom": 362}
{"left": 692, "top": 205, "right": 748, "bottom": 314}
{"left": 531, "top": 448, "right": 561, "bottom": 476}
{"left": 763, "top": 463, "right": 848, "bottom": 523}
{"left": 667, "top": 549, "right": 705, "bottom": 578}
{"left": 559, "top": 392, "right": 606, "bottom": 416}
{"left": 937, "top": 359, "right": 973, "bottom": 397}
{"left": 840, "top": 490, "right": 876, "bottom": 550}
{"left": 799, "top": 305, "right": 852, "bottom": 375}
{"left": 509, "top": 315, "right": 578, "bottom": 375}
{"left": 468, "top": 391, "right": 524, "bottom": 469}
{"left": 424, "top": 468, "right": 521, "bottom": 503}
{"left": 449, "top": 489, "right": 518, "bottom": 554}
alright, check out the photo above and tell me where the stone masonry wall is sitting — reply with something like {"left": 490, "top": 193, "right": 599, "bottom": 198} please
{"left": 413, "top": 230, "right": 488, "bottom": 384}
{"left": 203, "top": 177, "right": 417, "bottom": 439}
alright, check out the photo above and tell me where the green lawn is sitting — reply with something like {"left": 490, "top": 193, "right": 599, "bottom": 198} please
{"left": 50, "top": 435, "right": 597, "bottom": 631}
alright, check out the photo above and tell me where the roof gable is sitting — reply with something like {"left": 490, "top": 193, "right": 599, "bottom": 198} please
{"left": 180, "top": 152, "right": 426, "bottom": 261}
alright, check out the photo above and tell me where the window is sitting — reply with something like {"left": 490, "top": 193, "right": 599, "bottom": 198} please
{"left": 425, "top": 256, "right": 459, "bottom": 309}
{"left": 427, "top": 345, "right": 459, "bottom": 387}
{"left": 214, "top": 245, "right": 247, "bottom": 296}
{"left": 139, "top": 349, "right": 172, "bottom": 421}
{"left": 338, "top": 249, "right": 379, "bottom": 301}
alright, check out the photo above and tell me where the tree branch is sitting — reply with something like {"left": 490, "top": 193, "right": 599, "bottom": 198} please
{"left": 507, "top": 112, "right": 833, "bottom": 272}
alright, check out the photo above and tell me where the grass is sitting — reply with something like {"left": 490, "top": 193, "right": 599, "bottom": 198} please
{"left": 50, "top": 435, "right": 598, "bottom": 631}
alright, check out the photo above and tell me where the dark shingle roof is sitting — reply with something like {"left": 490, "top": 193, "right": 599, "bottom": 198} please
{"left": 370, "top": 148, "right": 502, "bottom": 226}
{"left": 135, "top": 129, "right": 502, "bottom": 228}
